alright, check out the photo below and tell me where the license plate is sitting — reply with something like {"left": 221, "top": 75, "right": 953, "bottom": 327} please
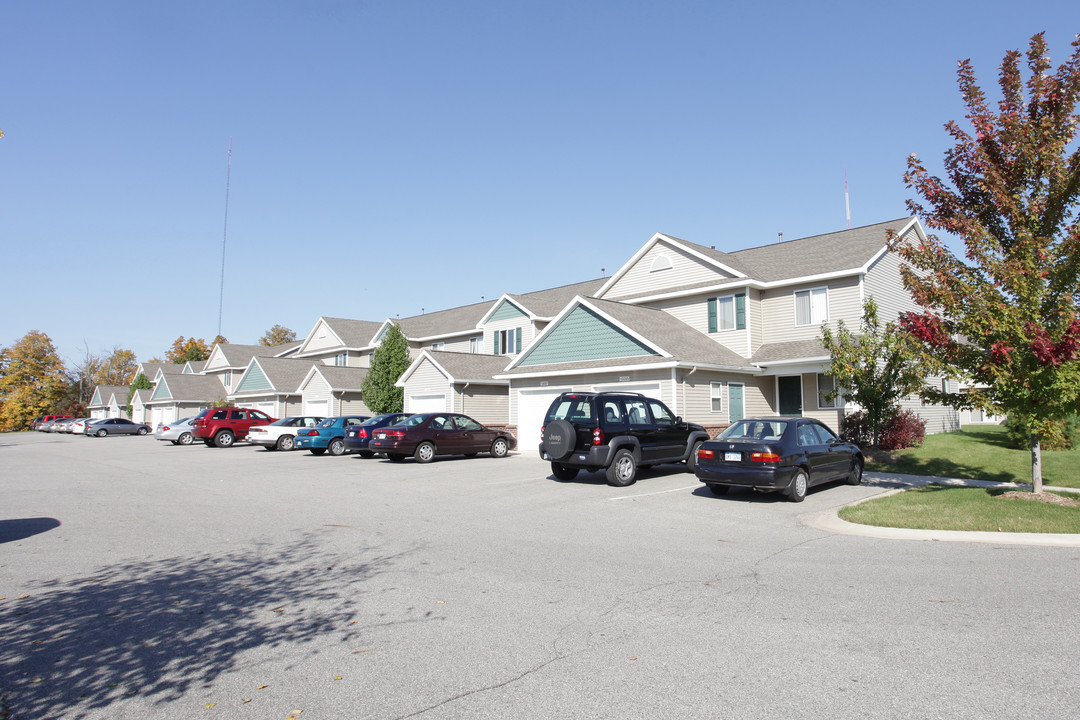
{"left": 724, "top": 452, "right": 741, "bottom": 462}
{"left": 375, "top": 432, "right": 385, "bottom": 439}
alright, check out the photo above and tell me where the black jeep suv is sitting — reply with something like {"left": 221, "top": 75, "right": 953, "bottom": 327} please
{"left": 539, "top": 392, "right": 711, "bottom": 487}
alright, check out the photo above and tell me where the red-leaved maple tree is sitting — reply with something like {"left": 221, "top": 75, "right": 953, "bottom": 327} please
{"left": 896, "top": 33, "right": 1080, "bottom": 493}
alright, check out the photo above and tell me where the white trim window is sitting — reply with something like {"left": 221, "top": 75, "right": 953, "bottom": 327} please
{"left": 469, "top": 336, "right": 481, "bottom": 354}
{"left": 496, "top": 328, "right": 520, "bottom": 355}
{"left": 224, "top": 370, "right": 233, "bottom": 387}
{"left": 710, "top": 382, "right": 724, "bottom": 413}
{"left": 432, "top": 342, "right": 445, "bottom": 351}
{"left": 334, "top": 352, "right": 348, "bottom": 366}
{"left": 817, "top": 373, "right": 843, "bottom": 409}
{"left": 794, "top": 287, "right": 828, "bottom": 326}
{"left": 650, "top": 255, "right": 672, "bottom": 272}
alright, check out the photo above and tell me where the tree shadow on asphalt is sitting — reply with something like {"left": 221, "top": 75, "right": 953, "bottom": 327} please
{"left": 0, "top": 518, "right": 61, "bottom": 543}
{"left": 0, "top": 534, "right": 419, "bottom": 719}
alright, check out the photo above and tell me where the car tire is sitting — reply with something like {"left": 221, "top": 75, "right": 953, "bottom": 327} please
{"left": 542, "top": 419, "right": 576, "bottom": 460}
{"left": 551, "top": 462, "right": 579, "bottom": 481}
{"left": 707, "top": 484, "right": 729, "bottom": 497}
{"left": 358, "top": 450, "right": 375, "bottom": 458}
{"left": 414, "top": 441, "right": 436, "bottom": 463}
{"left": 490, "top": 437, "right": 509, "bottom": 458}
{"left": 310, "top": 448, "right": 326, "bottom": 456}
{"left": 96, "top": 429, "right": 107, "bottom": 438}
{"left": 214, "top": 431, "right": 235, "bottom": 448}
{"left": 178, "top": 432, "right": 193, "bottom": 446}
{"left": 686, "top": 440, "right": 703, "bottom": 473}
{"left": 787, "top": 468, "right": 808, "bottom": 502}
{"left": 387, "top": 453, "right": 405, "bottom": 462}
{"left": 137, "top": 427, "right": 148, "bottom": 436}
{"left": 276, "top": 435, "right": 295, "bottom": 451}
{"left": 328, "top": 438, "right": 346, "bottom": 456}
{"left": 606, "top": 449, "right": 637, "bottom": 487}
{"left": 847, "top": 457, "right": 863, "bottom": 485}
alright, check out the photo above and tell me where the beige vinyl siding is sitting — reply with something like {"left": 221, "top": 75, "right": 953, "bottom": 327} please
{"left": 674, "top": 370, "right": 766, "bottom": 427}
{"left": 337, "top": 392, "right": 371, "bottom": 416}
{"left": 454, "top": 384, "right": 509, "bottom": 425}
{"left": 901, "top": 377, "right": 962, "bottom": 435}
{"left": 301, "top": 373, "right": 331, "bottom": 402}
{"left": 485, "top": 316, "right": 533, "bottom": 356}
{"left": 797, "top": 373, "right": 845, "bottom": 431}
{"left": 760, "top": 276, "right": 862, "bottom": 344}
{"left": 434, "top": 336, "right": 476, "bottom": 353}
{"left": 749, "top": 288, "right": 764, "bottom": 355}
{"left": 404, "top": 358, "right": 451, "bottom": 398}
{"left": 864, "top": 246, "right": 922, "bottom": 322}
{"left": 648, "top": 294, "right": 751, "bottom": 357}
{"left": 303, "top": 321, "right": 346, "bottom": 354}
{"left": 602, "top": 240, "right": 737, "bottom": 301}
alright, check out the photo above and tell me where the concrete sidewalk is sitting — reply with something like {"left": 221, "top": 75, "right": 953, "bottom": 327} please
{"left": 804, "top": 472, "right": 1080, "bottom": 546}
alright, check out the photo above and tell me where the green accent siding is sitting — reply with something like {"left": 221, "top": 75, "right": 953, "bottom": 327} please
{"left": 235, "top": 365, "right": 272, "bottom": 392}
{"left": 518, "top": 306, "right": 656, "bottom": 366}
{"left": 149, "top": 381, "right": 172, "bottom": 401}
{"left": 490, "top": 300, "right": 528, "bottom": 322}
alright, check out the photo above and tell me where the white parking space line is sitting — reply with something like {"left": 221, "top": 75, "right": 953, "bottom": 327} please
{"left": 609, "top": 484, "right": 700, "bottom": 500}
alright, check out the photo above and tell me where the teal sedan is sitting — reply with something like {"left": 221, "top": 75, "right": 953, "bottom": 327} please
{"left": 293, "top": 415, "right": 370, "bottom": 456}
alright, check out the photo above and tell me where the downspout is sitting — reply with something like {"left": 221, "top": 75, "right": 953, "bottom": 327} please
{"left": 682, "top": 366, "right": 698, "bottom": 419}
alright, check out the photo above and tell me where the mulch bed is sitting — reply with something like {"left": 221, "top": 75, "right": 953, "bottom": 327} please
{"left": 998, "top": 490, "right": 1079, "bottom": 507}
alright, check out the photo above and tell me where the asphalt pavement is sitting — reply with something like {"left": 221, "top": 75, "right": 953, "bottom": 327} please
{"left": 2, "top": 432, "right": 1078, "bottom": 719}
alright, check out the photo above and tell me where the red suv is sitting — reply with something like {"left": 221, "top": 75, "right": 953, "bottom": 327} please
{"left": 192, "top": 407, "right": 276, "bottom": 448}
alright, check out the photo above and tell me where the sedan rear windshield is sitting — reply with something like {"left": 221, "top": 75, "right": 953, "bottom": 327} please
{"left": 719, "top": 420, "right": 787, "bottom": 441}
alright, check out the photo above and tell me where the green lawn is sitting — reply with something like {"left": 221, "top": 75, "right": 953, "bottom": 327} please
{"left": 865, "top": 424, "right": 1080, "bottom": 489}
{"left": 839, "top": 485, "right": 1080, "bottom": 533}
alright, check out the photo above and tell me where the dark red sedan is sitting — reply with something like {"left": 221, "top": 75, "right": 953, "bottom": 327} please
{"left": 369, "top": 412, "right": 516, "bottom": 463}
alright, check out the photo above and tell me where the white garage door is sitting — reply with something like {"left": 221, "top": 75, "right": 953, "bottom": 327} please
{"left": 151, "top": 407, "right": 164, "bottom": 429}
{"left": 408, "top": 394, "right": 446, "bottom": 414}
{"left": 248, "top": 402, "right": 276, "bottom": 417}
{"left": 517, "top": 387, "right": 570, "bottom": 452}
{"left": 304, "top": 399, "right": 330, "bottom": 417}
{"left": 591, "top": 382, "right": 663, "bottom": 401}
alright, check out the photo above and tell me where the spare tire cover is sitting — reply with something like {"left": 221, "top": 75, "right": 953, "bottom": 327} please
{"left": 542, "top": 419, "right": 576, "bottom": 460}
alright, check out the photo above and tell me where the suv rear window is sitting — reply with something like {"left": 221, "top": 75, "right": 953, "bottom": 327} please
{"left": 546, "top": 398, "right": 594, "bottom": 423}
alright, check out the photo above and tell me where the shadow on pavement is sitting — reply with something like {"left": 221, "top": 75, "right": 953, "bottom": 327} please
{"left": 0, "top": 518, "right": 61, "bottom": 543}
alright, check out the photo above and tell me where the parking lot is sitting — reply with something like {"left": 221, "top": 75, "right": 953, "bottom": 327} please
{"left": 2, "top": 432, "right": 1078, "bottom": 719}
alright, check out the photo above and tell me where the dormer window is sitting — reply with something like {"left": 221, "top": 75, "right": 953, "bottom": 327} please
{"left": 495, "top": 328, "right": 521, "bottom": 355}
{"left": 334, "top": 352, "right": 347, "bottom": 366}
{"left": 650, "top": 255, "right": 673, "bottom": 272}
{"left": 708, "top": 293, "right": 746, "bottom": 332}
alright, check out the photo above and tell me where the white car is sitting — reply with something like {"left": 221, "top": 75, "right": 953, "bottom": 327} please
{"left": 154, "top": 417, "right": 197, "bottom": 445}
{"left": 69, "top": 418, "right": 96, "bottom": 435}
{"left": 247, "top": 416, "right": 325, "bottom": 451}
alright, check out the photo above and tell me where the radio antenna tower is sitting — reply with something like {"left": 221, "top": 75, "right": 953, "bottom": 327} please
{"left": 844, "top": 169, "right": 851, "bottom": 229}
{"left": 217, "top": 138, "right": 233, "bottom": 338}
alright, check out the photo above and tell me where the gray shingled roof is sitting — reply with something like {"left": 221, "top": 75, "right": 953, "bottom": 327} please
{"left": 241, "top": 357, "right": 319, "bottom": 394}
{"left": 751, "top": 339, "right": 830, "bottom": 365}
{"left": 502, "top": 298, "right": 754, "bottom": 375}
{"left": 419, "top": 351, "right": 512, "bottom": 383}
{"left": 148, "top": 374, "right": 227, "bottom": 404}
{"left": 306, "top": 365, "right": 370, "bottom": 391}
{"left": 505, "top": 278, "right": 608, "bottom": 318}
{"left": 215, "top": 343, "right": 294, "bottom": 367}
{"left": 395, "top": 301, "right": 493, "bottom": 339}
{"left": 319, "top": 318, "right": 386, "bottom": 348}
{"left": 137, "top": 362, "right": 183, "bottom": 379}
{"left": 91, "top": 385, "right": 130, "bottom": 407}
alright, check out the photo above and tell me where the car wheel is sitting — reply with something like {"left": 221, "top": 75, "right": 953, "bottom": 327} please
{"left": 707, "top": 484, "right": 729, "bottom": 497}
{"left": 787, "top": 468, "right": 808, "bottom": 502}
{"left": 178, "top": 432, "right": 193, "bottom": 446}
{"left": 328, "top": 438, "right": 345, "bottom": 456}
{"left": 96, "top": 429, "right": 107, "bottom": 438}
{"left": 542, "top": 419, "right": 576, "bottom": 460}
{"left": 490, "top": 437, "right": 509, "bottom": 458}
{"left": 387, "top": 453, "right": 405, "bottom": 462}
{"left": 686, "top": 440, "right": 703, "bottom": 473}
{"left": 276, "top": 435, "right": 295, "bottom": 451}
{"left": 137, "top": 427, "right": 148, "bottom": 436}
{"left": 310, "top": 448, "right": 326, "bottom": 456}
{"left": 551, "top": 462, "right": 579, "bottom": 481}
{"left": 606, "top": 449, "right": 637, "bottom": 487}
{"left": 358, "top": 450, "right": 375, "bottom": 458}
{"left": 213, "top": 431, "right": 235, "bottom": 448}
{"left": 847, "top": 457, "right": 864, "bottom": 485}
{"left": 414, "top": 441, "right": 436, "bottom": 463}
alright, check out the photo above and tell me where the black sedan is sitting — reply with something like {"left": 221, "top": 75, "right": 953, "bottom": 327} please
{"left": 344, "top": 413, "right": 412, "bottom": 457}
{"left": 85, "top": 418, "right": 152, "bottom": 437}
{"left": 369, "top": 412, "right": 516, "bottom": 463}
{"left": 694, "top": 417, "right": 863, "bottom": 502}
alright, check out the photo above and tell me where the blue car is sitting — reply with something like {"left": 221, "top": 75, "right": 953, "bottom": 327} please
{"left": 344, "top": 413, "right": 412, "bottom": 457}
{"left": 294, "top": 415, "right": 370, "bottom": 456}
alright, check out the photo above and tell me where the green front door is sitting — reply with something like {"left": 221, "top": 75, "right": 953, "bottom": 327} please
{"left": 778, "top": 376, "right": 803, "bottom": 416}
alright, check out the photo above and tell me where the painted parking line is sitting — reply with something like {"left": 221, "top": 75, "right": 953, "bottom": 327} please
{"left": 609, "top": 484, "right": 700, "bottom": 500}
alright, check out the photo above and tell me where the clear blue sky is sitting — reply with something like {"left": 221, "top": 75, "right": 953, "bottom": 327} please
{"left": 2, "top": 1, "right": 1076, "bottom": 366}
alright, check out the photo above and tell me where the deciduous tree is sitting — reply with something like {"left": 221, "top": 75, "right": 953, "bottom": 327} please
{"left": 897, "top": 33, "right": 1080, "bottom": 492}
{"left": 166, "top": 336, "right": 211, "bottom": 363}
{"left": 820, "top": 297, "right": 926, "bottom": 447}
{"left": 259, "top": 324, "right": 297, "bottom": 347}
{"left": 362, "top": 324, "right": 410, "bottom": 413}
{"left": 127, "top": 372, "right": 153, "bottom": 418}
{"left": 0, "top": 331, "right": 70, "bottom": 430}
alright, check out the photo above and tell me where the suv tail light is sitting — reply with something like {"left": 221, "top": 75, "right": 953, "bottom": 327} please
{"left": 592, "top": 427, "right": 604, "bottom": 446}
{"left": 750, "top": 452, "right": 781, "bottom": 463}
